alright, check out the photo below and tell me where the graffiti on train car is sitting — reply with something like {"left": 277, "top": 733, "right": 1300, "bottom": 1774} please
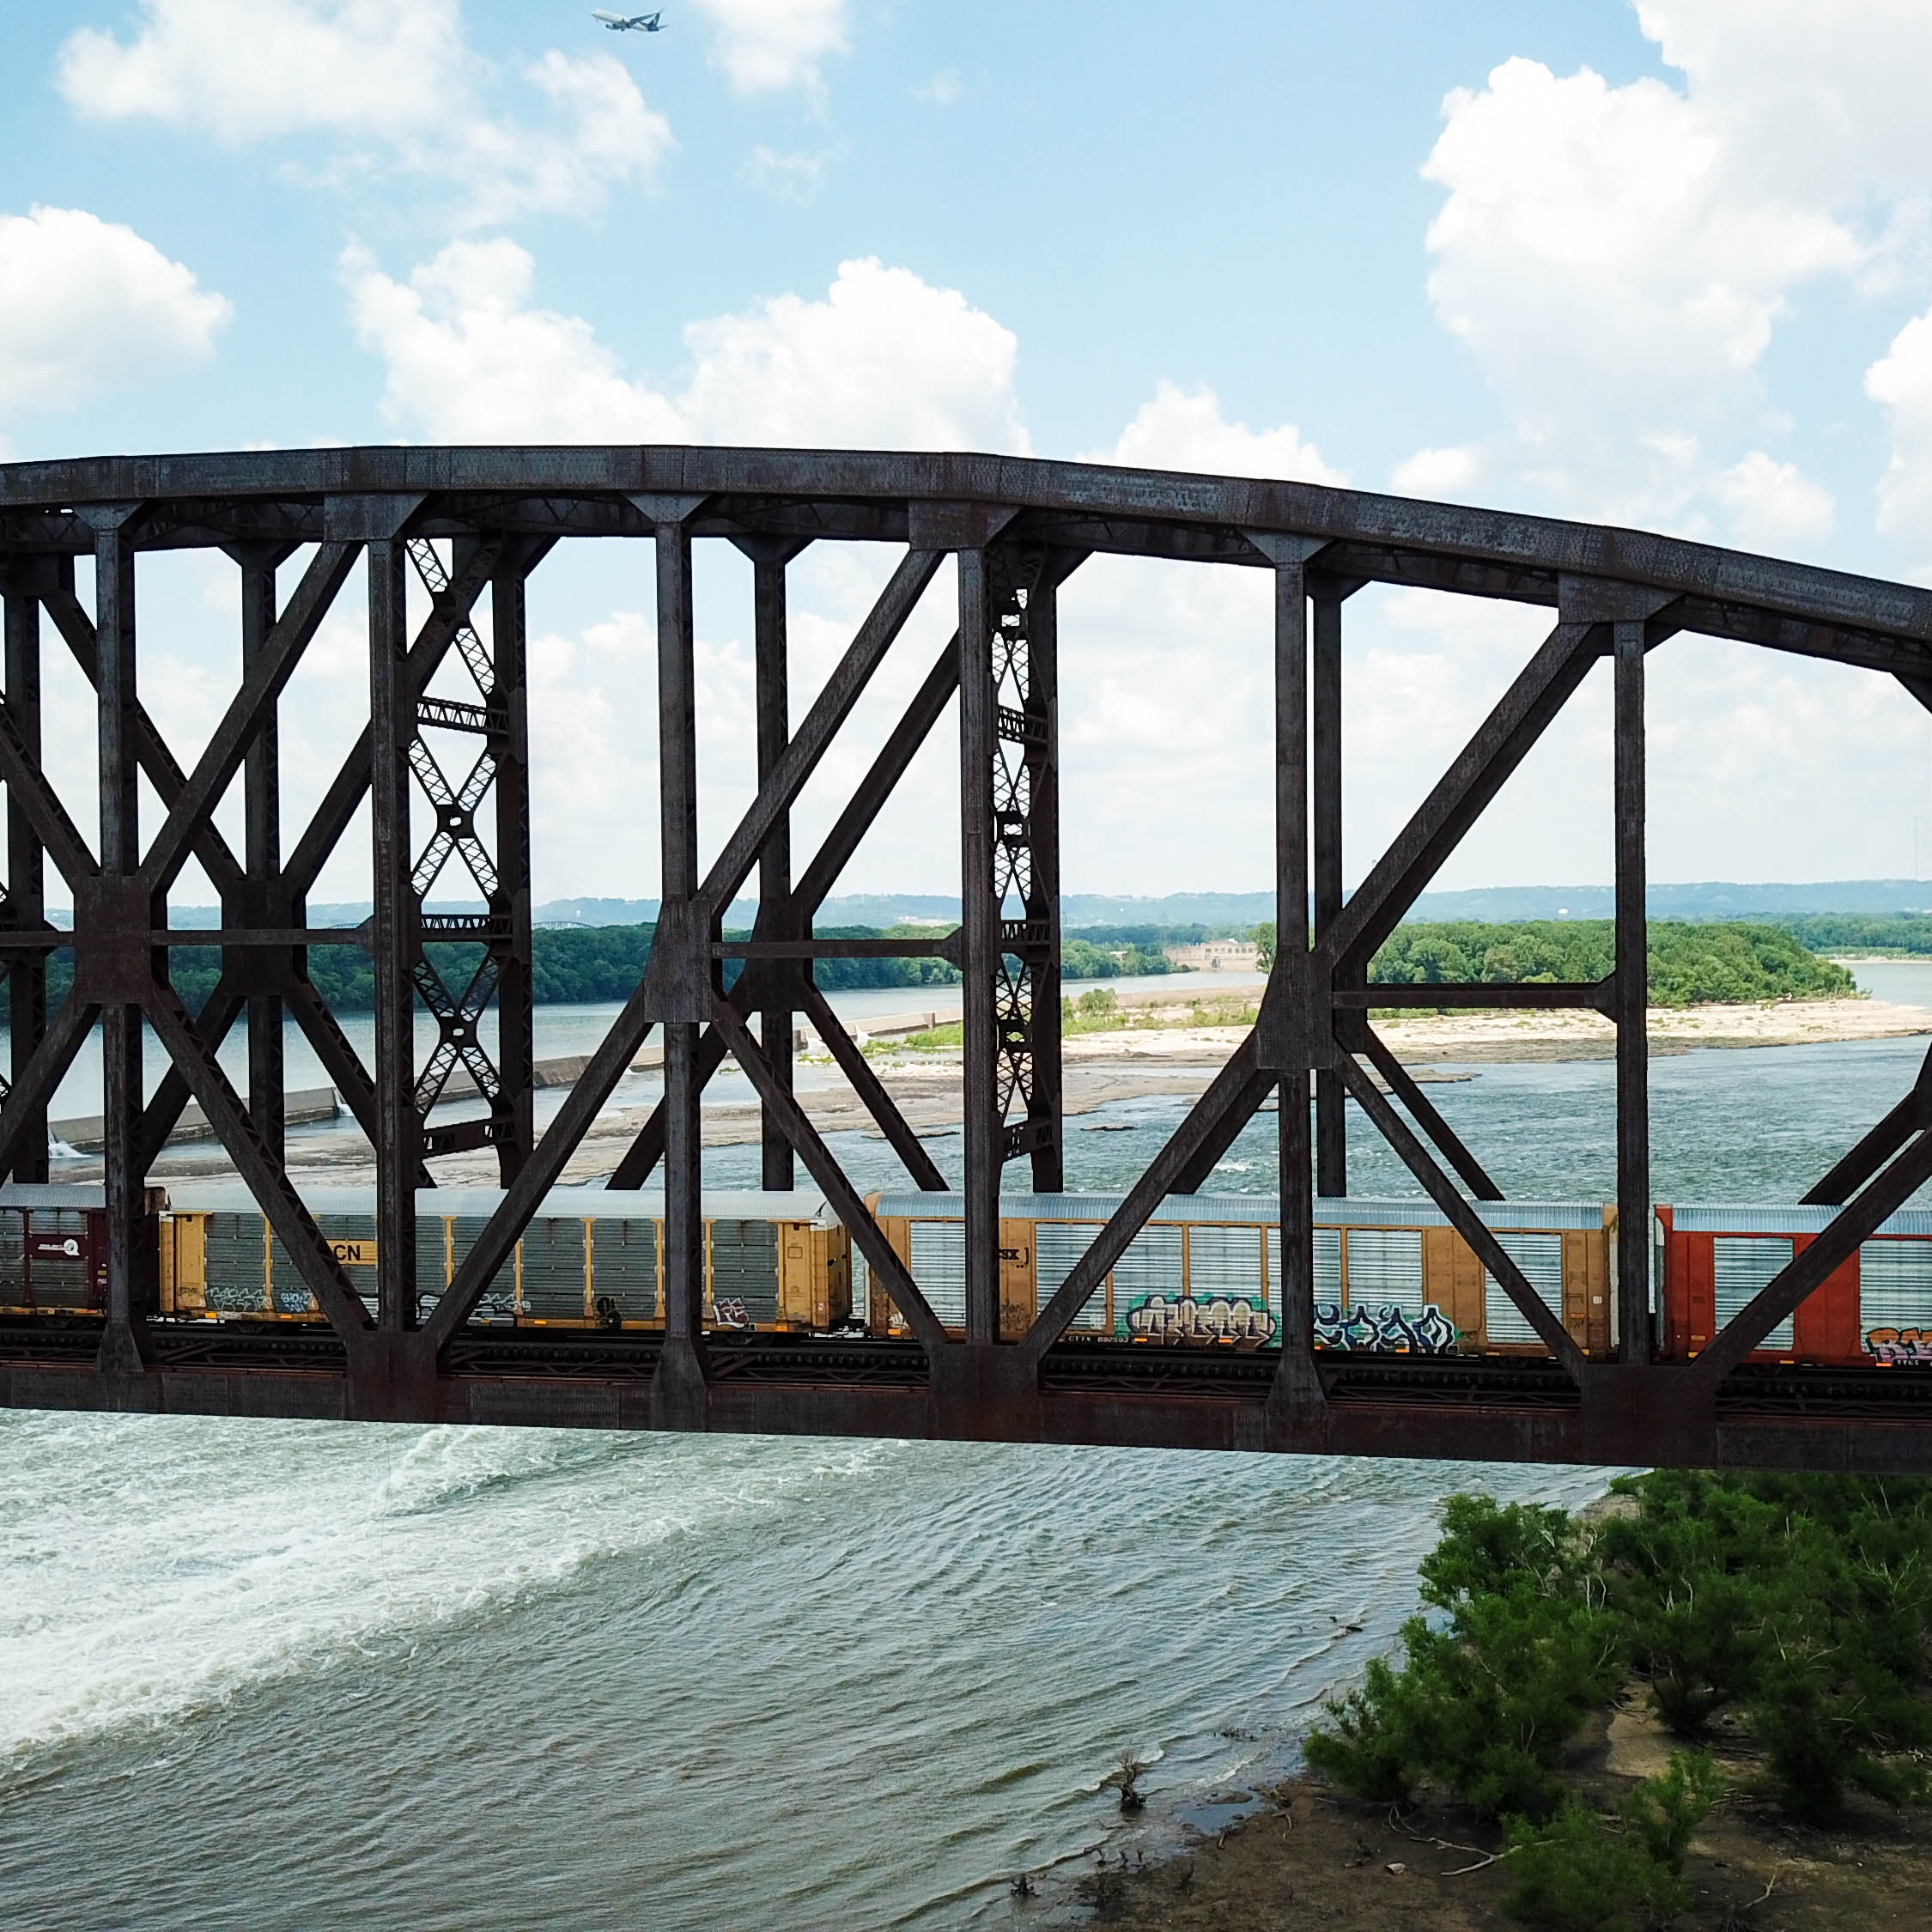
{"left": 715, "top": 1297, "right": 754, "bottom": 1330}
{"left": 1315, "top": 1301, "right": 1459, "bottom": 1354}
{"left": 1124, "top": 1294, "right": 1278, "bottom": 1346}
{"left": 1867, "top": 1327, "right": 1932, "bottom": 1365}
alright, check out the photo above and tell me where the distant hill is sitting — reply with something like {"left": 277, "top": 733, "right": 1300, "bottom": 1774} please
{"left": 1405, "top": 880, "right": 1932, "bottom": 921}
{"left": 116, "top": 879, "right": 1932, "bottom": 934}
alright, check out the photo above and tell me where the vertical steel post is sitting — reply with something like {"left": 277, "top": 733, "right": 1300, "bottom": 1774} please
{"left": 1019, "top": 557, "right": 1064, "bottom": 1193}
{"left": 1275, "top": 560, "right": 1315, "bottom": 1368}
{"left": 957, "top": 547, "right": 1000, "bottom": 1345}
{"left": 238, "top": 551, "right": 285, "bottom": 1156}
{"left": 1613, "top": 619, "right": 1650, "bottom": 1358}
{"left": 1311, "top": 583, "right": 1346, "bottom": 1200}
{"left": 492, "top": 550, "right": 535, "bottom": 1182}
{"left": 368, "top": 535, "right": 418, "bottom": 1331}
{"left": 752, "top": 546, "right": 794, "bottom": 1190}
{"left": 655, "top": 518, "right": 709, "bottom": 1412}
{"left": 3, "top": 568, "right": 48, "bottom": 1182}
{"left": 93, "top": 513, "right": 151, "bottom": 1374}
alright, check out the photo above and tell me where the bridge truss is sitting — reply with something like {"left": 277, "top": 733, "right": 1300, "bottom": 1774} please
{"left": 1, "top": 447, "right": 1930, "bottom": 1472}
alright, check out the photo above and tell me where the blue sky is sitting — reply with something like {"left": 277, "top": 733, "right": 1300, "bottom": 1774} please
{"left": 6, "top": 2, "right": 1932, "bottom": 906}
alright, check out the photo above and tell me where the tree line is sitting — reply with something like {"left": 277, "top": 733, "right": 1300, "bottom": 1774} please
{"left": 0, "top": 916, "right": 1860, "bottom": 1020}
{"left": 1251, "top": 918, "right": 1856, "bottom": 1005}
{"left": 1772, "top": 912, "right": 1932, "bottom": 955}
{"left": 0, "top": 921, "right": 1180, "bottom": 1020}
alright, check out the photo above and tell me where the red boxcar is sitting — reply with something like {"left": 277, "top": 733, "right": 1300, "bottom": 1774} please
{"left": 1656, "top": 1204, "right": 1932, "bottom": 1368}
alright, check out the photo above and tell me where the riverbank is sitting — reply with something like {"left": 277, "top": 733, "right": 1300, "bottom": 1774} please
{"left": 1094, "top": 1468, "right": 1932, "bottom": 1930}
{"left": 112, "top": 993, "right": 1932, "bottom": 1191}
{"left": 1095, "top": 1760, "right": 1932, "bottom": 1929}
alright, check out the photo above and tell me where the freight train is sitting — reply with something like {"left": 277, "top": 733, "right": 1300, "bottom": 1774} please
{"left": 1, "top": 1182, "right": 1929, "bottom": 1369}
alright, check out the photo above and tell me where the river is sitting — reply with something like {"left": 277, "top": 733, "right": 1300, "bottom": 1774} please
{"left": 0, "top": 973, "right": 1926, "bottom": 1926}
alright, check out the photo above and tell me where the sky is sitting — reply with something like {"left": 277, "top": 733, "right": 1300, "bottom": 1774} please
{"left": 5, "top": 0, "right": 1932, "bottom": 909}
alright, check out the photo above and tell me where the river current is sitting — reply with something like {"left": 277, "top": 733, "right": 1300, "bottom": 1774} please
{"left": 3, "top": 968, "right": 1928, "bottom": 1927}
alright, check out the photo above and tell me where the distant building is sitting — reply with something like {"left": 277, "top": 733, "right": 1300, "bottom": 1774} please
{"left": 1163, "top": 939, "right": 1261, "bottom": 972}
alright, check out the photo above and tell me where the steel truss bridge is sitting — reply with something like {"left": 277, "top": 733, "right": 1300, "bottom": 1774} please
{"left": 2, "top": 447, "right": 1931, "bottom": 1473}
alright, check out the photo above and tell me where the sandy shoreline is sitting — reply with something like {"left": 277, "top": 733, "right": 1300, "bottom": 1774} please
{"left": 1334, "top": 993, "right": 1932, "bottom": 1062}
{"left": 112, "top": 993, "right": 1932, "bottom": 1192}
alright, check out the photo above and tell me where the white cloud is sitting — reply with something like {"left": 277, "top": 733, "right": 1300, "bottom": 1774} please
{"left": 914, "top": 70, "right": 962, "bottom": 108}
{"left": 345, "top": 244, "right": 1028, "bottom": 453}
{"left": 1418, "top": 52, "right": 1856, "bottom": 525}
{"left": 738, "top": 144, "right": 840, "bottom": 207}
{"left": 1634, "top": 1, "right": 1932, "bottom": 204}
{"left": 58, "top": 2, "right": 671, "bottom": 226}
{"left": 58, "top": 0, "right": 460, "bottom": 141}
{"left": 1391, "top": 445, "right": 1480, "bottom": 500}
{"left": 1710, "top": 450, "right": 1836, "bottom": 555}
{"left": 1867, "top": 306, "right": 1932, "bottom": 572}
{"left": 342, "top": 238, "right": 687, "bottom": 441}
{"left": 1101, "top": 381, "right": 1345, "bottom": 484}
{"left": 1406, "top": 9, "right": 1932, "bottom": 545}
{"left": 0, "top": 205, "right": 230, "bottom": 416}
{"left": 691, "top": 0, "right": 849, "bottom": 96}
{"left": 680, "top": 259, "right": 1025, "bottom": 450}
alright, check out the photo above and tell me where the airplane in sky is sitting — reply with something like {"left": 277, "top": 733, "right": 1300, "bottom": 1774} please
{"left": 592, "top": 9, "right": 665, "bottom": 28}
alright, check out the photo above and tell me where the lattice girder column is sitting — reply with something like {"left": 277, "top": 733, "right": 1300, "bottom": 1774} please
{"left": 403, "top": 533, "right": 539, "bottom": 1172}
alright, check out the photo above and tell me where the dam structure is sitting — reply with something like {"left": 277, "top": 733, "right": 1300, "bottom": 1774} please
{"left": 1, "top": 445, "right": 1930, "bottom": 1472}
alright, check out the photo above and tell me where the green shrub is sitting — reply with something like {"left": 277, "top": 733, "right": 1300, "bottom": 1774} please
{"left": 1501, "top": 1797, "right": 1688, "bottom": 1932}
{"left": 1303, "top": 1656, "right": 1415, "bottom": 1805}
{"left": 1305, "top": 1589, "right": 1624, "bottom": 1818}
{"left": 1602, "top": 1468, "right": 1932, "bottom": 1812}
{"left": 1619, "top": 1749, "right": 1722, "bottom": 1871}
{"left": 1751, "top": 1657, "right": 1930, "bottom": 1824}
{"left": 1311, "top": 1476, "right": 1932, "bottom": 1838}
{"left": 1420, "top": 1494, "right": 1601, "bottom": 1611}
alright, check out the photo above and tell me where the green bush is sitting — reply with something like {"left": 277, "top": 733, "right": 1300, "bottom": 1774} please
{"left": 1619, "top": 1749, "right": 1722, "bottom": 1872}
{"left": 1305, "top": 1503, "right": 1624, "bottom": 1819}
{"left": 1502, "top": 1801, "right": 1683, "bottom": 1932}
{"left": 1310, "top": 1474, "right": 1932, "bottom": 1836}
{"left": 1302, "top": 1655, "right": 1415, "bottom": 1805}
{"left": 1599, "top": 1470, "right": 1932, "bottom": 1820}
{"left": 1500, "top": 1753, "right": 1716, "bottom": 1930}
{"left": 1419, "top": 1495, "right": 1601, "bottom": 1611}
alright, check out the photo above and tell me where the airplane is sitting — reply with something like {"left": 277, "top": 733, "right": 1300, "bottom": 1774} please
{"left": 592, "top": 9, "right": 664, "bottom": 27}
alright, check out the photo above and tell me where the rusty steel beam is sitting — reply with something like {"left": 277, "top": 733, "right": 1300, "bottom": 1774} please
{"left": 9, "top": 1333, "right": 1932, "bottom": 1477}
{"left": 9, "top": 447, "right": 1931, "bottom": 672}
{"left": 1357, "top": 1027, "right": 1504, "bottom": 1203}
{"left": 1336, "top": 1052, "right": 1587, "bottom": 1379}
{"left": 743, "top": 535, "right": 805, "bottom": 1190}
{"left": 1, "top": 560, "right": 51, "bottom": 1179}
{"left": 1335, "top": 980, "right": 1614, "bottom": 1012}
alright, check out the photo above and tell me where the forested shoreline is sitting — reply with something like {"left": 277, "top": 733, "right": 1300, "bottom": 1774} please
{"left": 1775, "top": 912, "right": 1932, "bottom": 955}
{"left": 0, "top": 922, "right": 1177, "bottom": 1020}
{"left": 0, "top": 916, "right": 1862, "bottom": 1019}
{"left": 1363, "top": 919, "right": 1857, "bottom": 1005}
